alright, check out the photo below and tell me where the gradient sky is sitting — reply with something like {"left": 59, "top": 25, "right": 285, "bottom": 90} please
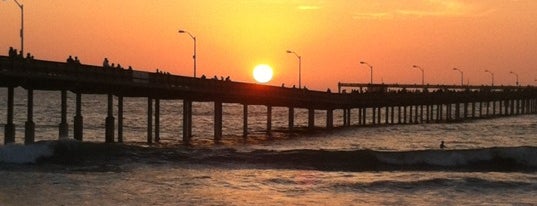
{"left": 1, "top": 0, "right": 536, "bottom": 90}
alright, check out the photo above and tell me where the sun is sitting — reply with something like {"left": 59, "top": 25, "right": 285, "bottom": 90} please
{"left": 253, "top": 64, "right": 273, "bottom": 83}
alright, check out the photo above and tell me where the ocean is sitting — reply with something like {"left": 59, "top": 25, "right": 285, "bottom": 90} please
{"left": 0, "top": 88, "right": 536, "bottom": 205}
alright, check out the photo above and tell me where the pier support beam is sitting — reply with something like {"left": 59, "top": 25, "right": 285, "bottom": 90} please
{"left": 288, "top": 107, "right": 294, "bottom": 130}
{"left": 147, "top": 98, "right": 153, "bottom": 144}
{"left": 403, "top": 106, "right": 408, "bottom": 124}
{"left": 4, "top": 87, "right": 15, "bottom": 144}
{"left": 390, "top": 106, "right": 395, "bottom": 124}
{"left": 347, "top": 108, "right": 352, "bottom": 127}
{"left": 372, "top": 107, "right": 376, "bottom": 125}
{"left": 308, "top": 108, "right": 315, "bottom": 130}
{"left": 377, "top": 107, "right": 382, "bottom": 124}
{"left": 243, "top": 104, "right": 248, "bottom": 137}
{"left": 105, "top": 94, "right": 115, "bottom": 143}
{"left": 24, "top": 89, "right": 35, "bottom": 145}
{"left": 362, "top": 108, "right": 367, "bottom": 125}
{"left": 326, "top": 109, "right": 333, "bottom": 129}
{"left": 154, "top": 99, "right": 160, "bottom": 143}
{"left": 117, "top": 96, "right": 123, "bottom": 143}
{"left": 397, "top": 106, "right": 402, "bottom": 124}
{"left": 385, "top": 107, "right": 389, "bottom": 125}
{"left": 182, "top": 100, "right": 192, "bottom": 144}
{"left": 266, "top": 106, "right": 272, "bottom": 135}
{"left": 74, "top": 93, "right": 83, "bottom": 141}
{"left": 59, "top": 90, "right": 68, "bottom": 139}
{"left": 358, "top": 108, "right": 363, "bottom": 125}
{"left": 214, "top": 101, "right": 223, "bottom": 143}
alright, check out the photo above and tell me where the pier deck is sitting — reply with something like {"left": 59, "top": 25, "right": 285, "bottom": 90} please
{"left": 1, "top": 55, "right": 536, "bottom": 144}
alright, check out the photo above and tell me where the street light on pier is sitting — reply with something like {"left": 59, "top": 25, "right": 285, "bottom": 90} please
{"left": 178, "top": 29, "right": 197, "bottom": 77}
{"left": 3, "top": 0, "right": 24, "bottom": 55}
{"left": 509, "top": 71, "right": 519, "bottom": 86}
{"left": 452, "top": 68, "right": 464, "bottom": 86}
{"left": 412, "top": 65, "right": 424, "bottom": 85}
{"left": 484, "top": 70, "right": 494, "bottom": 86}
{"left": 286, "top": 50, "right": 302, "bottom": 89}
{"left": 360, "top": 61, "right": 373, "bottom": 84}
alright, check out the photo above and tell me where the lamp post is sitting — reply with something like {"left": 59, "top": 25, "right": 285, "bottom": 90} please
{"left": 453, "top": 68, "right": 463, "bottom": 86}
{"left": 360, "top": 61, "right": 373, "bottom": 84}
{"left": 484, "top": 70, "right": 494, "bottom": 86}
{"left": 412, "top": 65, "right": 424, "bottom": 85}
{"left": 4, "top": 0, "right": 24, "bottom": 54}
{"left": 286, "top": 50, "right": 302, "bottom": 89}
{"left": 178, "top": 29, "right": 197, "bottom": 77}
{"left": 509, "top": 71, "right": 519, "bottom": 86}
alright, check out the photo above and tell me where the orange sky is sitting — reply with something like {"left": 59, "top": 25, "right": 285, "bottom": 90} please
{"left": 1, "top": 0, "right": 536, "bottom": 90}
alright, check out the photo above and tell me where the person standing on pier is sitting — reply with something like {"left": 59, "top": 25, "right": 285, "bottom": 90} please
{"left": 440, "top": 141, "right": 446, "bottom": 149}
{"left": 103, "top": 58, "right": 110, "bottom": 68}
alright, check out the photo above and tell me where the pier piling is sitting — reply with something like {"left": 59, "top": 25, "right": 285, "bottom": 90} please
{"left": 24, "top": 89, "right": 35, "bottom": 145}
{"left": 105, "top": 94, "right": 115, "bottom": 143}
{"left": 74, "top": 93, "right": 83, "bottom": 141}
{"left": 59, "top": 90, "right": 68, "bottom": 139}
{"left": 4, "top": 87, "right": 15, "bottom": 144}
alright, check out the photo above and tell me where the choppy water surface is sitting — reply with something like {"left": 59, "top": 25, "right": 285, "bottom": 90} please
{"left": 0, "top": 89, "right": 536, "bottom": 205}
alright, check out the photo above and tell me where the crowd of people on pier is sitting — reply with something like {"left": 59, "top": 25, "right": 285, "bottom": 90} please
{"left": 8, "top": 47, "right": 34, "bottom": 61}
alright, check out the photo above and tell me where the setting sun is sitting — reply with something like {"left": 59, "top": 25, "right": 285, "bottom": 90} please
{"left": 253, "top": 64, "right": 273, "bottom": 83}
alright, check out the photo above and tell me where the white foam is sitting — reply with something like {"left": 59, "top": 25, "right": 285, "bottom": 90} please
{"left": 0, "top": 143, "right": 54, "bottom": 164}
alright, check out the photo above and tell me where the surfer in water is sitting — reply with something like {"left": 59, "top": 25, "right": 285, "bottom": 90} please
{"left": 440, "top": 141, "right": 446, "bottom": 149}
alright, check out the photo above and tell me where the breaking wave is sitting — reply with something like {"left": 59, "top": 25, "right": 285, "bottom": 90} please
{"left": 2, "top": 140, "right": 536, "bottom": 172}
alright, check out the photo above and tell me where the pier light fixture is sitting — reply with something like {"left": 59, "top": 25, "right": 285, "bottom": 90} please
{"left": 484, "top": 70, "right": 494, "bottom": 86}
{"left": 360, "top": 61, "right": 373, "bottom": 84}
{"left": 452, "top": 68, "right": 464, "bottom": 86}
{"left": 412, "top": 65, "right": 425, "bottom": 85}
{"left": 286, "top": 50, "right": 302, "bottom": 89}
{"left": 3, "top": 0, "right": 24, "bottom": 54}
{"left": 178, "top": 29, "right": 197, "bottom": 77}
{"left": 509, "top": 71, "right": 519, "bottom": 86}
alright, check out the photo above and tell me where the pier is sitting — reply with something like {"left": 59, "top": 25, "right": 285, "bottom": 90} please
{"left": 1, "top": 55, "right": 536, "bottom": 145}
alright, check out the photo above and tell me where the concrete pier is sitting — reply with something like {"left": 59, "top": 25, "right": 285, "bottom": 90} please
{"left": 243, "top": 104, "right": 248, "bottom": 137}
{"left": 105, "top": 94, "right": 115, "bottom": 143}
{"left": 147, "top": 98, "right": 153, "bottom": 144}
{"left": 4, "top": 87, "right": 15, "bottom": 144}
{"left": 117, "top": 96, "right": 123, "bottom": 143}
{"left": 59, "top": 90, "right": 68, "bottom": 139}
{"left": 267, "top": 106, "right": 272, "bottom": 134}
{"left": 214, "top": 101, "right": 223, "bottom": 142}
{"left": 182, "top": 100, "right": 192, "bottom": 144}
{"left": 24, "top": 89, "right": 35, "bottom": 144}
{"left": 155, "top": 99, "right": 160, "bottom": 143}
{"left": 308, "top": 108, "right": 315, "bottom": 130}
{"left": 74, "top": 92, "right": 83, "bottom": 141}
{"left": 1, "top": 55, "right": 537, "bottom": 145}
{"left": 288, "top": 107, "right": 294, "bottom": 130}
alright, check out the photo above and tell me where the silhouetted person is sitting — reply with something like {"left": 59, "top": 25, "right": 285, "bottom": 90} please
{"left": 8, "top": 47, "right": 16, "bottom": 58}
{"left": 103, "top": 58, "right": 110, "bottom": 68}
{"left": 74, "top": 56, "right": 80, "bottom": 64}
{"left": 67, "top": 56, "right": 75, "bottom": 64}
{"left": 440, "top": 141, "right": 446, "bottom": 149}
{"left": 201, "top": 74, "right": 206, "bottom": 79}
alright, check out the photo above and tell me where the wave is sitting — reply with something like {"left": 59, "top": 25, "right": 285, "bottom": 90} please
{"left": 2, "top": 140, "right": 537, "bottom": 172}
{"left": 204, "top": 147, "right": 537, "bottom": 172}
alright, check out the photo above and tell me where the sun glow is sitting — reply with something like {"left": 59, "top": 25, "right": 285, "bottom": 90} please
{"left": 253, "top": 64, "right": 274, "bottom": 83}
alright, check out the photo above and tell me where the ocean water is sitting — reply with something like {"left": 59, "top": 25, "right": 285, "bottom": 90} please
{"left": 0, "top": 88, "right": 536, "bottom": 205}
